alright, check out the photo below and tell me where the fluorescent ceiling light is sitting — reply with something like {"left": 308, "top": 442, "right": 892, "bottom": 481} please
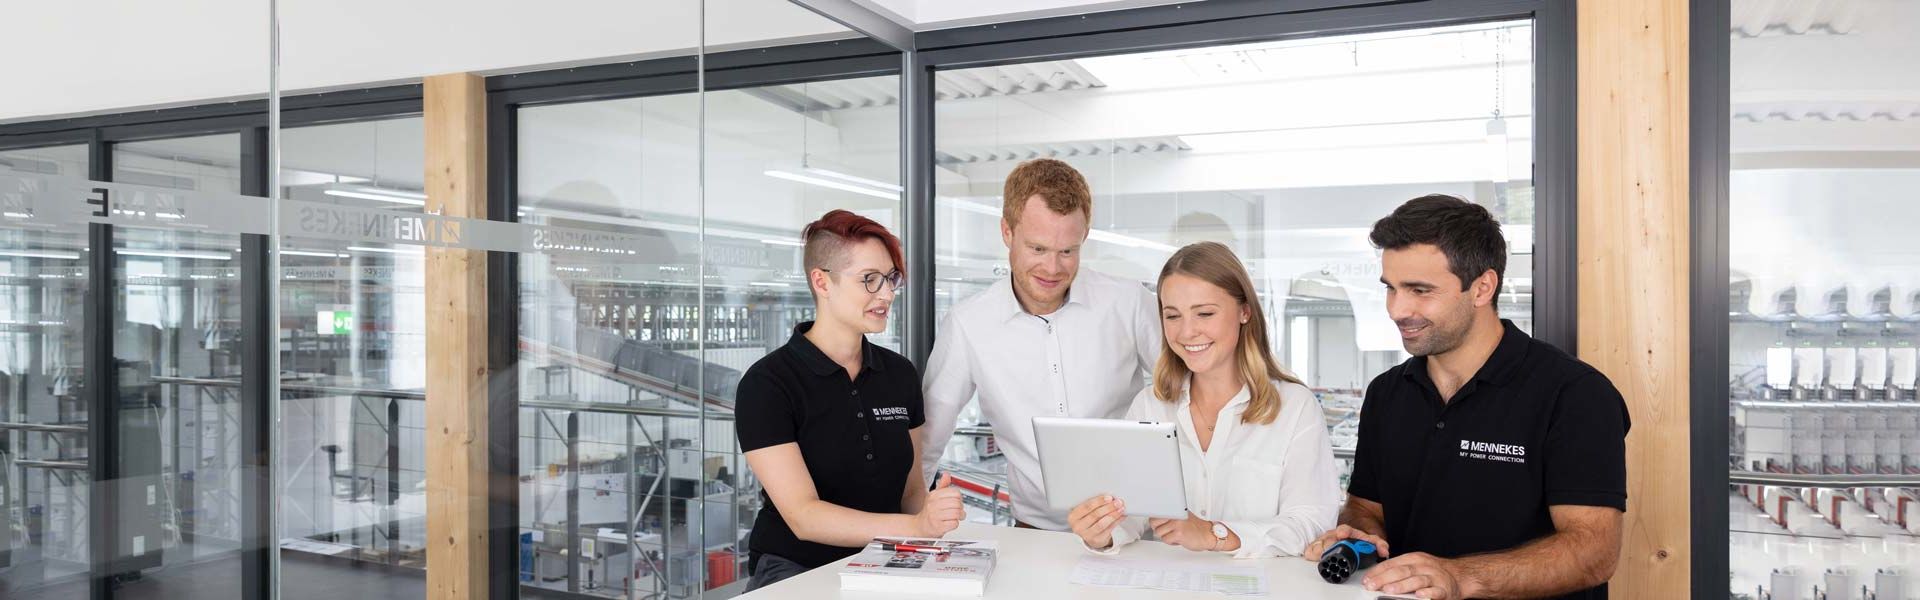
{"left": 281, "top": 250, "right": 348, "bottom": 258}
{"left": 749, "top": 281, "right": 791, "bottom": 288}
{"left": 765, "top": 170, "right": 900, "bottom": 200}
{"left": 938, "top": 197, "right": 1176, "bottom": 253}
{"left": 0, "top": 250, "right": 81, "bottom": 260}
{"left": 801, "top": 167, "right": 902, "bottom": 193}
{"left": 348, "top": 245, "right": 423, "bottom": 255}
{"left": 1087, "top": 229, "right": 1178, "bottom": 252}
{"left": 760, "top": 238, "right": 804, "bottom": 247}
{"left": 117, "top": 249, "right": 232, "bottom": 261}
{"left": 1485, "top": 117, "right": 1510, "bottom": 183}
{"left": 1180, "top": 117, "right": 1533, "bottom": 154}
{"left": 325, "top": 188, "right": 428, "bottom": 207}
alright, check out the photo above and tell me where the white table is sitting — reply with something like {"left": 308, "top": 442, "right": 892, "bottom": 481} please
{"left": 738, "top": 522, "right": 1390, "bottom": 599}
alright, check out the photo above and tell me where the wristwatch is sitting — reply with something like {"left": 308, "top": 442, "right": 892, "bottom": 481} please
{"left": 1210, "top": 522, "right": 1230, "bottom": 550}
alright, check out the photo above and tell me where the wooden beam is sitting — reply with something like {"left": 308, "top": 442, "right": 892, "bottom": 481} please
{"left": 423, "top": 72, "right": 490, "bottom": 600}
{"left": 1576, "top": 1, "right": 1692, "bottom": 598}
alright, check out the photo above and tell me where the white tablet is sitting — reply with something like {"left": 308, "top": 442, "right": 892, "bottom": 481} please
{"left": 1032, "top": 416, "right": 1188, "bottom": 519}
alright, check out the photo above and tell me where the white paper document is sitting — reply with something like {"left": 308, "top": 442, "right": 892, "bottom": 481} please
{"left": 1070, "top": 557, "right": 1269, "bottom": 596}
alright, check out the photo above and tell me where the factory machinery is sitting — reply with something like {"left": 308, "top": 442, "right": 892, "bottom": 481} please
{"left": 1731, "top": 285, "right": 1920, "bottom": 600}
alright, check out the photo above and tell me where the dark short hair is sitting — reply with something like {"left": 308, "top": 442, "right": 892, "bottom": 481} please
{"left": 1368, "top": 194, "right": 1507, "bottom": 294}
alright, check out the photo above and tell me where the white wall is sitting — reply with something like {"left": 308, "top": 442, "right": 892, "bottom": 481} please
{"left": 0, "top": 0, "right": 854, "bottom": 123}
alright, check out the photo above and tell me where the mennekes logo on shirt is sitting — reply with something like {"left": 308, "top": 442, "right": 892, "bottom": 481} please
{"left": 871, "top": 406, "right": 911, "bottom": 422}
{"left": 1458, "top": 439, "right": 1527, "bottom": 464}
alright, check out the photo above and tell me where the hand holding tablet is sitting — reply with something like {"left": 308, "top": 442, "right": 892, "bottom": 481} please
{"left": 1032, "top": 416, "right": 1189, "bottom": 535}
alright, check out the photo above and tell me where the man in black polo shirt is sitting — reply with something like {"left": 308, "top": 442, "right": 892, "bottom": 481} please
{"left": 1303, "top": 195, "right": 1629, "bottom": 600}
{"left": 734, "top": 210, "right": 965, "bottom": 591}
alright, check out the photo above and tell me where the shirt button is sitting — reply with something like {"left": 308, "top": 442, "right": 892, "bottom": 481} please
{"left": 865, "top": 453, "right": 874, "bottom": 460}
{"left": 856, "top": 412, "right": 865, "bottom": 419}
{"left": 851, "top": 389, "right": 859, "bottom": 396}
{"left": 862, "top": 434, "right": 870, "bottom": 441}
{"left": 1435, "top": 422, "right": 1446, "bottom": 430}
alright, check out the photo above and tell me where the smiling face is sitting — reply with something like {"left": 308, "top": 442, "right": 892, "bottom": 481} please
{"left": 1380, "top": 243, "right": 1493, "bottom": 357}
{"left": 1001, "top": 196, "right": 1089, "bottom": 315}
{"left": 1159, "top": 272, "right": 1251, "bottom": 378}
{"left": 810, "top": 237, "right": 898, "bottom": 335}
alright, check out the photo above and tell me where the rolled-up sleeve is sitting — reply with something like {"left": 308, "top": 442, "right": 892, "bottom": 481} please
{"left": 919, "top": 310, "right": 976, "bottom": 484}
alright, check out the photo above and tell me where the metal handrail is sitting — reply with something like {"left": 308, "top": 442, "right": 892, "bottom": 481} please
{"left": 154, "top": 376, "right": 1003, "bottom": 440}
{"left": 0, "top": 421, "right": 88, "bottom": 433}
{"left": 16, "top": 458, "right": 88, "bottom": 470}
{"left": 1730, "top": 471, "right": 1920, "bottom": 488}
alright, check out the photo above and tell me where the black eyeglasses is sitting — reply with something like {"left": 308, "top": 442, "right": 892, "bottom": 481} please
{"left": 822, "top": 268, "right": 904, "bottom": 294}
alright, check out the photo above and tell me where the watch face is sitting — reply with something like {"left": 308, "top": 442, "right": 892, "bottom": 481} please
{"left": 1212, "top": 523, "right": 1229, "bottom": 539}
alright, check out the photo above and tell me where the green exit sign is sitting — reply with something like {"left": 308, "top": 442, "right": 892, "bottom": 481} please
{"left": 316, "top": 306, "right": 353, "bottom": 335}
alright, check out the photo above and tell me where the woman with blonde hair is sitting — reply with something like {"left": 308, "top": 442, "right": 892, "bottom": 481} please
{"left": 1067, "top": 241, "right": 1341, "bottom": 557}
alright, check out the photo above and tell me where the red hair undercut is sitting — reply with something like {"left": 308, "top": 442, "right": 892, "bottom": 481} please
{"left": 800, "top": 209, "right": 905, "bottom": 279}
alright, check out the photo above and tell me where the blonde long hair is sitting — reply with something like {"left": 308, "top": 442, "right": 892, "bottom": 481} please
{"left": 1151, "top": 242, "right": 1302, "bottom": 425}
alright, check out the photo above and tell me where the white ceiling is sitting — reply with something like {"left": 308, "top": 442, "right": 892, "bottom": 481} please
{"left": 1730, "top": 0, "right": 1920, "bottom": 154}
{"left": 0, "top": 0, "right": 856, "bottom": 123}
{"left": 851, "top": 0, "right": 1191, "bottom": 31}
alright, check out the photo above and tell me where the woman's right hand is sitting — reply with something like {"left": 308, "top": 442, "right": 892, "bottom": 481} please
{"left": 1068, "top": 495, "right": 1127, "bottom": 550}
{"left": 916, "top": 473, "right": 965, "bottom": 537}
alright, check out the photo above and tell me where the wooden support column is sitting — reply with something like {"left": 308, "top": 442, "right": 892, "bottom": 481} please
{"left": 424, "top": 72, "right": 490, "bottom": 600}
{"left": 1576, "top": 1, "right": 1691, "bottom": 598}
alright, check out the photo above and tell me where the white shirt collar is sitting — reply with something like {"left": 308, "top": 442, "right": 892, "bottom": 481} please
{"left": 1177, "top": 373, "right": 1255, "bottom": 413}
{"left": 995, "top": 271, "right": 1091, "bottom": 321}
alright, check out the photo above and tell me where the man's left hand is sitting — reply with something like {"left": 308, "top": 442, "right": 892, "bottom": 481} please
{"left": 1362, "top": 552, "right": 1471, "bottom": 599}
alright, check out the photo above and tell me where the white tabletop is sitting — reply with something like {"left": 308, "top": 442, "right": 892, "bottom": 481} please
{"left": 737, "top": 522, "right": 1390, "bottom": 599}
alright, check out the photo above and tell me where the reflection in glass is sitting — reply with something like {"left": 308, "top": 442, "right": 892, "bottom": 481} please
{"left": 516, "top": 71, "right": 903, "bottom": 596}
{"left": 105, "top": 134, "right": 248, "bottom": 598}
{"left": 930, "top": 21, "right": 1537, "bottom": 505}
{"left": 0, "top": 145, "right": 92, "bottom": 598}
{"left": 275, "top": 117, "right": 430, "bottom": 598}
{"left": 1725, "top": 2, "right": 1920, "bottom": 595}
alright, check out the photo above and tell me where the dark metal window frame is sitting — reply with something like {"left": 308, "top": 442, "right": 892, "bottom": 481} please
{"left": 1690, "top": 0, "right": 1732, "bottom": 597}
{"left": 903, "top": 0, "right": 1579, "bottom": 359}
{"left": 0, "top": 87, "right": 424, "bottom": 600}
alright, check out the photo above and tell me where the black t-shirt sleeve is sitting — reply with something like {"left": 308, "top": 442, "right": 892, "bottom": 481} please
{"left": 1346, "top": 372, "right": 1390, "bottom": 503}
{"left": 734, "top": 368, "right": 798, "bottom": 453}
{"left": 1542, "top": 369, "right": 1631, "bottom": 510}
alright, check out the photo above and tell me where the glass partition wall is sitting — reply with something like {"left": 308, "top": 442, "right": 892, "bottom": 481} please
{"left": 2, "top": 2, "right": 1583, "bottom": 599}
{"left": 0, "top": 144, "right": 95, "bottom": 599}
{"left": 929, "top": 20, "right": 1539, "bottom": 497}
{"left": 275, "top": 117, "right": 429, "bottom": 598}
{"left": 1723, "top": 1, "right": 1920, "bottom": 597}
{"left": 507, "top": 3, "right": 890, "bottom": 598}
{"left": 0, "top": 3, "right": 273, "bottom": 597}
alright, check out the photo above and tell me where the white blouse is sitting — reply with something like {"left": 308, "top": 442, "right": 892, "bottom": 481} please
{"left": 1090, "top": 376, "right": 1342, "bottom": 559}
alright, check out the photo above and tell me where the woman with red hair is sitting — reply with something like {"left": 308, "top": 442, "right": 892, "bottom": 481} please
{"left": 734, "top": 210, "right": 964, "bottom": 590}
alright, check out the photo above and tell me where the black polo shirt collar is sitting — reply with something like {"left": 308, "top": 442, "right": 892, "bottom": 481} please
{"left": 787, "top": 322, "right": 889, "bottom": 378}
{"left": 1401, "top": 318, "right": 1532, "bottom": 402}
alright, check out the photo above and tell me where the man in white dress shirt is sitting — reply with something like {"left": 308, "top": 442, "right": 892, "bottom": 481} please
{"left": 920, "top": 158, "right": 1162, "bottom": 530}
